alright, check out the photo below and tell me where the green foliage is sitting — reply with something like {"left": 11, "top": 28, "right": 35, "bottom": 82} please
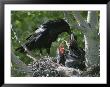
{"left": 72, "top": 29, "right": 85, "bottom": 48}
{"left": 11, "top": 11, "right": 84, "bottom": 65}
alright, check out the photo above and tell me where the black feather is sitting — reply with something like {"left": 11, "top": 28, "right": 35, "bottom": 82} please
{"left": 16, "top": 19, "right": 71, "bottom": 54}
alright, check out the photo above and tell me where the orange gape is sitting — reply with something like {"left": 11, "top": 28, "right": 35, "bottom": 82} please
{"left": 59, "top": 47, "right": 65, "bottom": 55}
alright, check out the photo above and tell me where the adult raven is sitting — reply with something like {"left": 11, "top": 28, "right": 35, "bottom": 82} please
{"left": 16, "top": 19, "right": 71, "bottom": 55}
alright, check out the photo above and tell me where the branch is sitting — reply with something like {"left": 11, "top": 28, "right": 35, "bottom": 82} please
{"left": 11, "top": 51, "right": 33, "bottom": 76}
{"left": 64, "top": 11, "right": 82, "bottom": 30}
{"left": 72, "top": 11, "right": 91, "bottom": 31}
{"left": 87, "top": 11, "right": 98, "bottom": 29}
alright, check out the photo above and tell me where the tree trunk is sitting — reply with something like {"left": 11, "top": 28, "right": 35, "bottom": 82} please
{"left": 85, "top": 11, "right": 100, "bottom": 67}
{"left": 69, "top": 11, "right": 100, "bottom": 67}
{"left": 84, "top": 30, "right": 100, "bottom": 67}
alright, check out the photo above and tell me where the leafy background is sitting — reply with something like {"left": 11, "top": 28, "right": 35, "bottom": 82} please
{"left": 11, "top": 11, "right": 85, "bottom": 66}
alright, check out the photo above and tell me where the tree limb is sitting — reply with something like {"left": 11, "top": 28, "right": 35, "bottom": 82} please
{"left": 72, "top": 11, "right": 90, "bottom": 31}
{"left": 11, "top": 51, "right": 33, "bottom": 76}
{"left": 64, "top": 11, "right": 82, "bottom": 30}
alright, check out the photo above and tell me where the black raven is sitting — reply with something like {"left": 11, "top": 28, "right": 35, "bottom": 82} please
{"left": 16, "top": 19, "right": 71, "bottom": 54}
